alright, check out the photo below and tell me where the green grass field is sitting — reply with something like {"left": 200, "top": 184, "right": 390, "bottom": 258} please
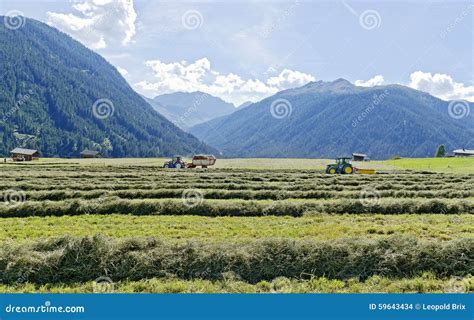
{"left": 4, "top": 156, "right": 473, "bottom": 172}
{"left": 0, "top": 157, "right": 472, "bottom": 293}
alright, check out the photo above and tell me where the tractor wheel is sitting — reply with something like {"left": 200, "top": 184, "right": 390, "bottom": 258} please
{"left": 163, "top": 164, "right": 169, "bottom": 168}
{"left": 175, "top": 163, "right": 182, "bottom": 169}
{"left": 341, "top": 165, "right": 354, "bottom": 174}
{"left": 328, "top": 167, "right": 337, "bottom": 174}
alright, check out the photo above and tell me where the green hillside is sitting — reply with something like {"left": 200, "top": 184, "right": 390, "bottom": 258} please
{"left": 0, "top": 17, "right": 214, "bottom": 157}
{"left": 190, "top": 80, "right": 474, "bottom": 159}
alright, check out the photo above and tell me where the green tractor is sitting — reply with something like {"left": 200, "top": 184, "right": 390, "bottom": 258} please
{"left": 326, "top": 157, "right": 354, "bottom": 174}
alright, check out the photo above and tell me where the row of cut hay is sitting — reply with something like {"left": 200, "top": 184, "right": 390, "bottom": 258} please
{"left": 14, "top": 188, "right": 474, "bottom": 202}
{"left": 3, "top": 172, "right": 471, "bottom": 182}
{"left": 2, "top": 179, "right": 472, "bottom": 193}
{"left": 1, "top": 236, "right": 472, "bottom": 285}
{"left": 2, "top": 169, "right": 470, "bottom": 182}
{"left": 3, "top": 274, "right": 474, "bottom": 293}
{"left": 1, "top": 198, "right": 473, "bottom": 218}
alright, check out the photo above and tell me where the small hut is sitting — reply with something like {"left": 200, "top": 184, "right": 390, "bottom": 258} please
{"left": 352, "top": 153, "right": 369, "bottom": 161}
{"left": 10, "top": 148, "right": 40, "bottom": 161}
{"left": 80, "top": 149, "right": 100, "bottom": 158}
{"left": 453, "top": 149, "right": 474, "bottom": 157}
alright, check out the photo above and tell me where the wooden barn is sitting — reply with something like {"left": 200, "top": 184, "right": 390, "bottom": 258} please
{"left": 80, "top": 149, "right": 100, "bottom": 158}
{"left": 10, "top": 148, "right": 40, "bottom": 161}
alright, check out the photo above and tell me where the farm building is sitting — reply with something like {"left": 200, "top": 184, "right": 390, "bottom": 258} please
{"left": 10, "top": 148, "right": 40, "bottom": 161}
{"left": 352, "top": 153, "right": 369, "bottom": 161}
{"left": 453, "top": 149, "right": 474, "bottom": 157}
{"left": 80, "top": 149, "right": 100, "bottom": 158}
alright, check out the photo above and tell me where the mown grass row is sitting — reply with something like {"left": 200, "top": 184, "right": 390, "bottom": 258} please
{"left": 11, "top": 188, "right": 474, "bottom": 202}
{"left": 1, "top": 198, "right": 473, "bottom": 218}
{"left": 1, "top": 236, "right": 472, "bottom": 285}
{"left": 2, "top": 168, "right": 472, "bottom": 182}
{"left": 2, "top": 172, "right": 471, "bottom": 183}
{"left": 2, "top": 274, "right": 472, "bottom": 293}
{"left": 2, "top": 214, "right": 471, "bottom": 242}
{"left": 3, "top": 182, "right": 472, "bottom": 194}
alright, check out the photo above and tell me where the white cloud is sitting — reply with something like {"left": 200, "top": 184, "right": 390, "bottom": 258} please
{"left": 116, "top": 66, "right": 128, "bottom": 76}
{"left": 47, "top": 0, "right": 137, "bottom": 50}
{"left": 267, "top": 69, "right": 316, "bottom": 89}
{"left": 134, "top": 58, "right": 315, "bottom": 105}
{"left": 408, "top": 71, "right": 474, "bottom": 102}
{"left": 355, "top": 75, "right": 385, "bottom": 87}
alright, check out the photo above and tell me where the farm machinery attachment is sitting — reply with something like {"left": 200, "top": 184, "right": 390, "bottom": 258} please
{"left": 163, "top": 155, "right": 217, "bottom": 169}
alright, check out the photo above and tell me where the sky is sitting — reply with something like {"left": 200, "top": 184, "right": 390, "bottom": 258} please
{"left": 1, "top": 0, "right": 473, "bottom": 106}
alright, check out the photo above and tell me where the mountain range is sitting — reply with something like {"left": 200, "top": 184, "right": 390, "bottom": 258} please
{"left": 1, "top": 17, "right": 472, "bottom": 159}
{"left": 144, "top": 92, "right": 236, "bottom": 131}
{"left": 0, "top": 17, "right": 214, "bottom": 157}
{"left": 190, "top": 79, "right": 473, "bottom": 159}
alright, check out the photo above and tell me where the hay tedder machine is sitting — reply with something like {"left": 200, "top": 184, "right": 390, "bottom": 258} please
{"left": 163, "top": 155, "right": 217, "bottom": 169}
{"left": 326, "top": 157, "right": 375, "bottom": 174}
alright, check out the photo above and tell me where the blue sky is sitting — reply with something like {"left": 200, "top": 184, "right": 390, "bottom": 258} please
{"left": 1, "top": 0, "right": 473, "bottom": 105}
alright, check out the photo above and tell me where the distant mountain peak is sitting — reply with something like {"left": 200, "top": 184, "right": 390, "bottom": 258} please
{"left": 288, "top": 78, "right": 357, "bottom": 95}
{"left": 190, "top": 78, "right": 473, "bottom": 159}
{"left": 146, "top": 91, "right": 236, "bottom": 131}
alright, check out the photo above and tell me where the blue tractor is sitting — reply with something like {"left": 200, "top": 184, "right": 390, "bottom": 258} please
{"left": 163, "top": 156, "right": 187, "bottom": 169}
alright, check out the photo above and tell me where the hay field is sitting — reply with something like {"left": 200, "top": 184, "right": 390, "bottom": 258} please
{"left": 0, "top": 159, "right": 472, "bottom": 292}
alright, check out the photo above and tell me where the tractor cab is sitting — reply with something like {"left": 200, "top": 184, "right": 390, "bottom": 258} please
{"left": 163, "top": 155, "right": 187, "bottom": 169}
{"left": 326, "top": 157, "right": 354, "bottom": 174}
